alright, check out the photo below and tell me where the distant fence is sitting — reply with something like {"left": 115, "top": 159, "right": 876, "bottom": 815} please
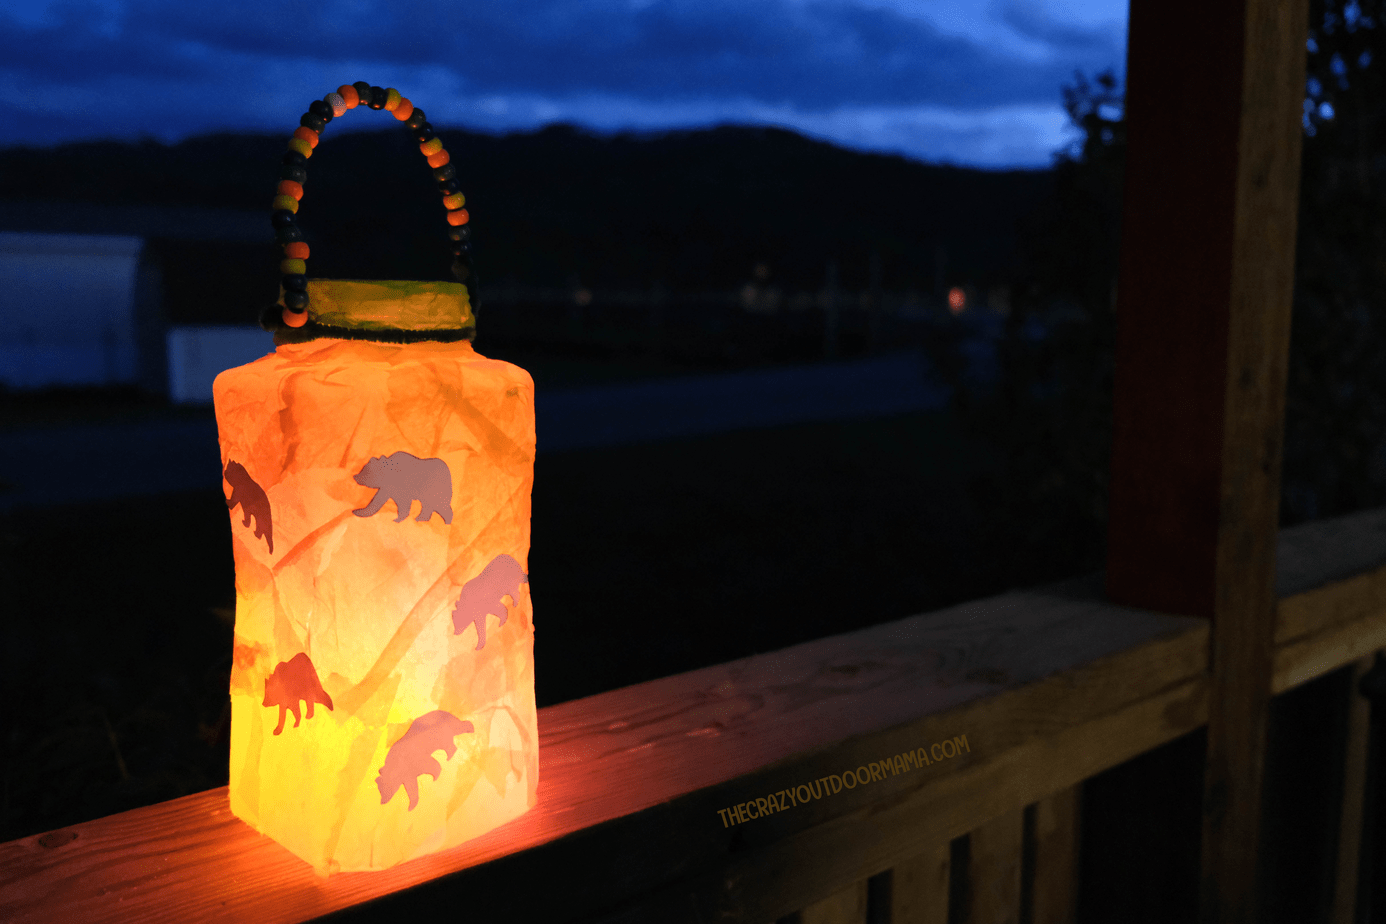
{"left": 474, "top": 284, "right": 1011, "bottom": 370}
{"left": 159, "top": 290, "right": 1016, "bottom": 405}
{"left": 2, "top": 282, "right": 1016, "bottom": 402}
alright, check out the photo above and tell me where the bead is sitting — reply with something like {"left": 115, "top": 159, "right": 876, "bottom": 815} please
{"left": 282, "top": 150, "right": 307, "bottom": 167}
{"left": 300, "top": 112, "right": 327, "bottom": 133}
{"left": 427, "top": 149, "right": 450, "bottom": 169}
{"left": 283, "top": 307, "right": 309, "bottom": 328}
{"left": 368, "top": 86, "right": 387, "bottom": 109}
{"left": 309, "top": 99, "right": 334, "bottom": 121}
{"left": 446, "top": 225, "right": 470, "bottom": 241}
{"left": 287, "top": 138, "right": 313, "bottom": 158}
{"left": 280, "top": 258, "right": 307, "bottom": 275}
{"left": 282, "top": 273, "right": 308, "bottom": 292}
{"left": 437, "top": 178, "right": 460, "bottom": 196}
{"left": 270, "top": 209, "right": 297, "bottom": 228}
{"left": 292, "top": 126, "right": 319, "bottom": 149}
{"left": 275, "top": 224, "right": 305, "bottom": 244}
{"left": 412, "top": 125, "right": 436, "bottom": 144}
{"left": 384, "top": 88, "right": 401, "bottom": 111}
{"left": 284, "top": 290, "right": 310, "bottom": 310}
{"left": 443, "top": 192, "right": 465, "bottom": 210}
{"left": 392, "top": 98, "right": 414, "bottom": 121}
{"left": 446, "top": 208, "right": 470, "bottom": 227}
{"left": 419, "top": 137, "right": 443, "bottom": 156}
{"left": 433, "top": 163, "right": 456, "bottom": 182}
{"left": 284, "top": 241, "right": 310, "bottom": 259}
{"left": 272, "top": 194, "right": 299, "bottom": 213}
{"left": 325, "top": 92, "right": 347, "bottom": 117}
{"left": 280, "top": 164, "right": 307, "bottom": 183}
{"left": 277, "top": 179, "right": 304, "bottom": 200}
{"left": 450, "top": 242, "right": 472, "bottom": 256}
{"left": 353, "top": 81, "right": 373, "bottom": 106}
{"left": 451, "top": 260, "right": 471, "bottom": 282}
{"left": 338, "top": 85, "right": 360, "bottom": 108}
{"left": 404, "top": 108, "right": 427, "bottom": 130}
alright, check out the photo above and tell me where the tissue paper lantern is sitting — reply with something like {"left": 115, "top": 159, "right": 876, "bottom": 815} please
{"left": 212, "top": 83, "right": 538, "bottom": 874}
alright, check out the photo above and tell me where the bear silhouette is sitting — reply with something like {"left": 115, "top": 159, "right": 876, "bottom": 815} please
{"left": 376, "top": 711, "right": 475, "bottom": 810}
{"left": 451, "top": 554, "right": 529, "bottom": 650}
{"left": 352, "top": 452, "right": 453, "bottom": 524}
{"left": 262, "top": 652, "right": 333, "bottom": 735}
{"left": 224, "top": 459, "right": 273, "bottom": 553}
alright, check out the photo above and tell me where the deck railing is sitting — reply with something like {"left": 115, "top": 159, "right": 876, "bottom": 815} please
{"left": 1, "top": 505, "right": 1383, "bottom": 923}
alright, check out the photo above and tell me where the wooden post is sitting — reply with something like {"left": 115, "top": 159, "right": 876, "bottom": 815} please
{"left": 824, "top": 259, "right": 840, "bottom": 361}
{"left": 868, "top": 252, "right": 882, "bottom": 354}
{"left": 1105, "top": 1, "right": 1307, "bottom": 922}
{"left": 648, "top": 281, "right": 665, "bottom": 359}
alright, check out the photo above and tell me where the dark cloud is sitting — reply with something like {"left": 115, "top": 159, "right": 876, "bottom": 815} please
{"left": 994, "top": 0, "right": 1122, "bottom": 55}
{"left": 1, "top": 0, "right": 1122, "bottom": 109}
{"left": 0, "top": 0, "right": 1123, "bottom": 163}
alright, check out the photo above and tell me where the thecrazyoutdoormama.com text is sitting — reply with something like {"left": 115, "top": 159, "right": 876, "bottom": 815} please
{"left": 717, "top": 734, "right": 970, "bottom": 827}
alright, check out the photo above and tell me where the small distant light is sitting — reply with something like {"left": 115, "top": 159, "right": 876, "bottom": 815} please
{"left": 948, "top": 287, "right": 966, "bottom": 314}
{"left": 574, "top": 288, "right": 593, "bottom": 307}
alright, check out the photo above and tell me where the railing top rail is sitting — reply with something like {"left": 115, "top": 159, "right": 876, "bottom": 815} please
{"left": 1276, "top": 504, "right": 1386, "bottom": 600}
{"left": 1, "top": 572, "right": 1204, "bottom": 924}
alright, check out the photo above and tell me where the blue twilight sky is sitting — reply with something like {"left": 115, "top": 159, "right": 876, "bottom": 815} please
{"left": 0, "top": 0, "right": 1127, "bottom": 168}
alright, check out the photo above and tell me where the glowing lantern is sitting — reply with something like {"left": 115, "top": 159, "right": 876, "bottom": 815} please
{"left": 212, "top": 83, "right": 537, "bottom": 874}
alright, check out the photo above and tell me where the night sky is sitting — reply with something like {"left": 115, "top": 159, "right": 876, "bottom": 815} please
{"left": 1, "top": 0, "right": 1126, "bottom": 166}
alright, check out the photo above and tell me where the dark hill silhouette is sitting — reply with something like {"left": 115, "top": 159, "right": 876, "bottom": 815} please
{"left": 0, "top": 123, "right": 1052, "bottom": 295}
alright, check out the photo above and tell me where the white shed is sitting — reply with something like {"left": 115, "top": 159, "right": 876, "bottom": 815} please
{"left": 166, "top": 325, "right": 276, "bottom": 404}
{"left": 0, "top": 232, "right": 158, "bottom": 389}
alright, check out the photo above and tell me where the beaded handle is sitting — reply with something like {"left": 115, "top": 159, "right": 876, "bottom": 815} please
{"left": 266, "top": 82, "right": 474, "bottom": 331}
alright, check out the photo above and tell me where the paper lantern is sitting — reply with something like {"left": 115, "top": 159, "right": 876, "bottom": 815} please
{"left": 212, "top": 83, "right": 538, "bottom": 874}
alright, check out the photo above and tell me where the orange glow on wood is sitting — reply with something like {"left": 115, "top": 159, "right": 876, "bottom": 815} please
{"left": 213, "top": 281, "right": 537, "bottom": 874}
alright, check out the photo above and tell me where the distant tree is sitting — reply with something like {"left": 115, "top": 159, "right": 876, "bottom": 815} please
{"left": 958, "top": 0, "right": 1386, "bottom": 592}
{"left": 1282, "top": 0, "right": 1386, "bottom": 525}
{"left": 950, "top": 69, "right": 1125, "bottom": 586}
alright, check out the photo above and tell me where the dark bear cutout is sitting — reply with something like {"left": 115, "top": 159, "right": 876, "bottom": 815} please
{"left": 224, "top": 459, "right": 273, "bottom": 553}
{"left": 451, "top": 554, "right": 529, "bottom": 650}
{"left": 376, "top": 710, "right": 475, "bottom": 810}
{"left": 263, "top": 652, "right": 334, "bottom": 735}
{"left": 352, "top": 452, "right": 454, "bottom": 524}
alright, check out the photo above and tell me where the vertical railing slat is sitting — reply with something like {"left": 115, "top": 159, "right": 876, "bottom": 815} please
{"left": 967, "top": 809, "right": 1024, "bottom": 924}
{"left": 1030, "top": 787, "right": 1081, "bottom": 924}
{"left": 1331, "top": 655, "right": 1376, "bottom": 923}
{"left": 889, "top": 841, "right": 951, "bottom": 924}
{"left": 795, "top": 879, "right": 869, "bottom": 924}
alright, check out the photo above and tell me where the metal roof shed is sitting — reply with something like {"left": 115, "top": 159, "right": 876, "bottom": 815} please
{"left": 0, "top": 231, "right": 162, "bottom": 390}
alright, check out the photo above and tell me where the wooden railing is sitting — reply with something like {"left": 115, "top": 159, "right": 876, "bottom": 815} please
{"left": 1, "top": 505, "right": 1383, "bottom": 923}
